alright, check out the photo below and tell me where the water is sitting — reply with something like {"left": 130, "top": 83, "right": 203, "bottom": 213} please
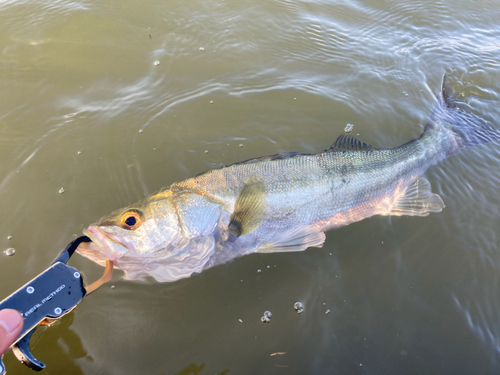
{"left": 1, "top": 0, "right": 500, "bottom": 373}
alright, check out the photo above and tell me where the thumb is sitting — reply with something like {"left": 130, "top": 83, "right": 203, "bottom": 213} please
{"left": 0, "top": 309, "right": 23, "bottom": 355}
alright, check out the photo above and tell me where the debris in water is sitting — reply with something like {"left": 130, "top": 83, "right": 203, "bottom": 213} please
{"left": 7, "top": 235, "right": 12, "bottom": 240}
{"left": 77, "top": 151, "right": 82, "bottom": 155}
{"left": 4, "top": 248, "right": 15, "bottom": 256}
{"left": 59, "top": 188, "right": 65, "bottom": 194}
{"left": 294, "top": 302, "right": 304, "bottom": 313}
{"left": 149, "top": 34, "right": 152, "bottom": 39}
{"left": 154, "top": 61, "right": 160, "bottom": 66}
{"left": 239, "top": 319, "right": 243, "bottom": 323}
{"left": 325, "top": 309, "right": 331, "bottom": 315}
{"left": 344, "top": 123, "right": 354, "bottom": 133}
{"left": 270, "top": 352, "right": 286, "bottom": 356}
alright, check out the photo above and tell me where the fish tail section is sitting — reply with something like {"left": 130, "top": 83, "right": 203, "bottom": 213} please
{"left": 426, "top": 73, "right": 500, "bottom": 154}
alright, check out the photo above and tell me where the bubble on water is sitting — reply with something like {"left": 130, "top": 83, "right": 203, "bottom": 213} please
{"left": 257, "top": 269, "right": 262, "bottom": 273}
{"left": 403, "top": 92, "right": 409, "bottom": 97}
{"left": 111, "top": 285, "right": 115, "bottom": 289}
{"left": 266, "top": 265, "right": 270, "bottom": 269}
{"left": 261, "top": 311, "right": 272, "bottom": 323}
{"left": 139, "top": 129, "right": 144, "bottom": 133}
{"left": 199, "top": 47, "right": 205, "bottom": 51}
{"left": 294, "top": 302, "right": 304, "bottom": 313}
{"left": 4, "top": 248, "right": 15, "bottom": 256}
{"left": 7, "top": 235, "right": 12, "bottom": 240}
{"left": 59, "top": 187, "right": 65, "bottom": 194}
{"left": 77, "top": 151, "right": 82, "bottom": 155}
{"left": 210, "top": 100, "right": 214, "bottom": 104}
{"left": 344, "top": 123, "right": 354, "bottom": 133}
{"left": 239, "top": 143, "right": 243, "bottom": 148}
{"left": 204, "top": 150, "right": 208, "bottom": 154}
{"left": 154, "top": 61, "right": 160, "bottom": 66}
{"left": 325, "top": 309, "right": 331, "bottom": 315}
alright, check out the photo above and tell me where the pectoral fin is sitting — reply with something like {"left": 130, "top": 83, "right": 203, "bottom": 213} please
{"left": 259, "top": 226, "right": 326, "bottom": 252}
{"left": 390, "top": 177, "right": 444, "bottom": 217}
{"left": 229, "top": 176, "right": 268, "bottom": 236}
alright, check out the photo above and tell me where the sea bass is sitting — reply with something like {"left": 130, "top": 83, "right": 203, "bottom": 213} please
{"left": 77, "top": 79, "right": 499, "bottom": 282}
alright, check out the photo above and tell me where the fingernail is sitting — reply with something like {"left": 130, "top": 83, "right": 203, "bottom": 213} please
{"left": 0, "top": 309, "right": 23, "bottom": 334}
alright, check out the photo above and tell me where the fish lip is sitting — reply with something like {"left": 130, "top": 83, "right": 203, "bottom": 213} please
{"left": 83, "top": 226, "right": 130, "bottom": 261}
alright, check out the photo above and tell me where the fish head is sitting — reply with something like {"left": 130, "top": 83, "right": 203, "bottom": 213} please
{"left": 77, "top": 191, "right": 225, "bottom": 282}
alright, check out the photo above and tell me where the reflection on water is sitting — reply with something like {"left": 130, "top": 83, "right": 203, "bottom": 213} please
{"left": 1, "top": 0, "right": 500, "bottom": 373}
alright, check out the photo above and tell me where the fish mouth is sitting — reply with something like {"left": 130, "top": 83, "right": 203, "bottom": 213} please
{"left": 80, "top": 226, "right": 130, "bottom": 262}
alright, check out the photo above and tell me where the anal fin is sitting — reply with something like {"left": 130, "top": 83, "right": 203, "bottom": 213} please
{"left": 259, "top": 226, "right": 326, "bottom": 253}
{"left": 390, "top": 177, "right": 445, "bottom": 217}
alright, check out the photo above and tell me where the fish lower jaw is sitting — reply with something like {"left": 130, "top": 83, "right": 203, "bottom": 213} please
{"left": 83, "top": 227, "right": 130, "bottom": 261}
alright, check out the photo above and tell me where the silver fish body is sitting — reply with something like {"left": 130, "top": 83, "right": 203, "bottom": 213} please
{"left": 77, "top": 80, "right": 499, "bottom": 282}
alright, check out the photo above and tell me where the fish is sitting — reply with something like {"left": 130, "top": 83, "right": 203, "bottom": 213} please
{"left": 77, "top": 77, "right": 499, "bottom": 282}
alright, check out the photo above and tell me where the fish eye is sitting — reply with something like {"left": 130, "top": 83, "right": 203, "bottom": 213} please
{"left": 125, "top": 216, "right": 136, "bottom": 226}
{"left": 120, "top": 210, "right": 143, "bottom": 230}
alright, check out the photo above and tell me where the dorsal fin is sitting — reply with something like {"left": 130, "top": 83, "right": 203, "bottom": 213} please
{"left": 195, "top": 151, "right": 309, "bottom": 178}
{"left": 232, "top": 151, "right": 308, "bottom": 166}
{"left": 329, "top": 135, "right": 375, "bottom": 152}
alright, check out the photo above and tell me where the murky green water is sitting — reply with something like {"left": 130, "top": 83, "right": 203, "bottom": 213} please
{"left": 1, "top": 0, "right": 500, "bottom": 373}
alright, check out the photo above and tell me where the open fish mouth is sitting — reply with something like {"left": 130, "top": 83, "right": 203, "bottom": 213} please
{"left": 80, "top": 226, "right": 131, "bottom": 262}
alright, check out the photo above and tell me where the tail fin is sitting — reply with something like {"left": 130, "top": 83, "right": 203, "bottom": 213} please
{"left": 427, "top": 74, "right": 500, "bottom": 153}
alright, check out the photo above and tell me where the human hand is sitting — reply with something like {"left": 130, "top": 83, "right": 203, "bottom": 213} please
{"left": 0, "top": 309, "right": 23, "bottom": 355}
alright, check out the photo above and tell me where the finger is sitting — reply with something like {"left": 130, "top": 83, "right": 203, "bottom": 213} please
{"left": 0, "top": 309, "right": 23, "bottom": 355}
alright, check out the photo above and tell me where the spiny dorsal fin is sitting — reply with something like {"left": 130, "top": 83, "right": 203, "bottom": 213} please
{"left": 329, "top": 135, "right": 375, "bottom": 152}
{"left": 258, "top": 226, "right": 326, "bottom": 252}
{"left": 389, "top": 177, "right": 445, "bottom": 217}
{"left": 233, "top": 151, "right": 307, "bottom": 166}
{"left": 229, "top": 176, "right": 268, "bottom": 237}
{"left": 195, "top": 151, "right": 309, "bottom": 177}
